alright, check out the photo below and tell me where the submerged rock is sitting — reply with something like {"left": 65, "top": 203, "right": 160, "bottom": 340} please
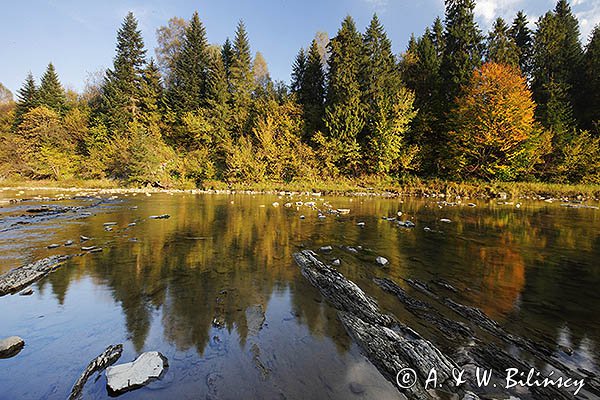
{"left": 319, "top": 245, "right": 333, "bottom": 253}
{"left": 19, "top": 288, "right": 33, "bottom": 296}
{"left": 47, "top": 243, "right": 60, "bottom": 249}
{"left": 0, "top": 336, "right": 24, "bottom": 358}
{"left": 80, "top": 236, "right": 90, "bottom": 242}
{"left": 69, "top": 344, "right": 123, "bottom": 400}
{"left": 440, "top": 218, "right": 452, "bottom": 223}
{"left": 105, "top": 351, "right": 168, "bottom": 395}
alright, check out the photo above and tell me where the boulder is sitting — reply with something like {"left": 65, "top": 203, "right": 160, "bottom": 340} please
{"left": 0, "top": 336, "right": 24, "bottom": 358}
{"left": 106, "top": 351, "right": 168, "bottom": 395}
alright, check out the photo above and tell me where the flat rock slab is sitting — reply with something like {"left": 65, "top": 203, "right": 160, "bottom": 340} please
{"left": 0, "top": 336, "right": 24, "bottom": 358}
{"left": 106, "top": 351, "right": 168, "bottom": 395}
{"left": 0, "top": 255, "right": 73, "bottom": 296}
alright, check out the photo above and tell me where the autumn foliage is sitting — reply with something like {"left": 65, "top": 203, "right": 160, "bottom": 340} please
{"left": 449, "top": 62, "right": 548, "bottom": 180}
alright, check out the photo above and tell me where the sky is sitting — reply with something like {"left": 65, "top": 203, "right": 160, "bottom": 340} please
{"left": 1, "top": 0, "right": 599, "bottom": 96}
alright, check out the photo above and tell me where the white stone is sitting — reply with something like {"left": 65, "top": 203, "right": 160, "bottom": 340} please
{"left": 375, "top": 256, "right": 389, "bottom": 266}
{"left": 106, "top": 351, "right": 167, "bottom": 394}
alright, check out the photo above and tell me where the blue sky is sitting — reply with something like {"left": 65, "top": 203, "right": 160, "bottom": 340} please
{"left": 1, "top": 0, "right": 599, "bottom": 95}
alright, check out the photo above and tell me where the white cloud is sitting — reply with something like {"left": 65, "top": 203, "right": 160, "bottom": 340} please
{"left": 362, "top": 0, "right": 389, "bottom": 12}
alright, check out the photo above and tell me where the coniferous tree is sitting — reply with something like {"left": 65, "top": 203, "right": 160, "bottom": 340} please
{"left": 139, "top": 58, "right": 163, "bottom": 126}
{"left": 168, "top": 11, "right": 210, "bottom": 114}
{"left": 38, "top": 63, "right": 67, "bottom": 114}
{"left": 229, "top": 20, "right": 254, "bottom": 134}
{"left": 431, "top": 17, "right": 445, "bottom": 56}
{"left": 14, "top": 73, "right": 39, "bottom": 128}
{"left": 290, "top": 48, "right": 306, "bottom": 94}
{"left": 402, "top": 29, "right": 444, "bottom": 175}
{"left": 486, "top": 18, "right": 519, "bottom": 67}
{"left": 360, "top": 14, "right": 414, "bottom": 174}
{"left": 221, "top": 38, "right": 234, "bottom": 91}
{"left": 323, "top": 16, "right": 364, "bottom": 174}
{"left": 510, "top": 11, "right": 533, "bottom": 77}
{"left": 301, "top": 40, "right": 325, "bottom": 138}
{"left": 101, "top": 12, "right": 147, "bottom": 133}
{"left": 440, "top": 0, "right": 483, "bottom": 104}
{"left": 532, "top": 1, "right": 584, "bottom": 131}
{"left": 583, "top": 25, "right": 600, "bottom": 131}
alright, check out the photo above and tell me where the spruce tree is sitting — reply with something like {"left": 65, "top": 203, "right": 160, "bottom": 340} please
{"left": 101, "top": 12, "right": 147, "bottom": 133}
{"left": 486, "top": 18, "right": 519, "bottom": 67}
{"left": 430, "top": 17, "right": 445, "bottom": 57}
{"left": 38, "top": 63, "right": 67, "bottom": 113}
{"left": 583, "top": 25, "right": 600, "bottom": 132}
{"left": 229, "top": 20, "right": 254, "bottom": 134}
{"left": 360, "top": 14, "right": 413, "bottom": 174}
{"left": 290, "top": 48, "right": 306, "bottom": 94}
{"left": 14, "top": 72, "right": 39, "bottom": 127}
{"left": 532, "top": 1, "right": 584, "bottom": 130}
{"left": 440, "top": 0, "right": 483, "bottom": 103}
{"left": 324, "top": 16, "right": 364, "bottom": 174}
{"left": 168, "top": 11, "right": 209, "bottom": 114}
{"left": 139, "top": 58, "right": 163, "bottom": 126}
{"left": 302, "top": 40, "right": 325, "bottom": 137}
{"left": 510, "top": 11, "right": 532, "bottom": 77}
{"left": 402, "top": 30, "right": 444, "bottom": 175}
{"left": 252, "top": 51, "right": 272, "bottom": 94}
{"left": 221, "top": 38, "right": 234, "bottom": 91}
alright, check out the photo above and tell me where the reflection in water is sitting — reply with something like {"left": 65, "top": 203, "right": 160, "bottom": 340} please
{"left": 0, "top": 191, "right": 598, "bottom": 399}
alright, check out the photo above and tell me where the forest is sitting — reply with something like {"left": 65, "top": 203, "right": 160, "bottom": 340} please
{"left": 0, "top": 0, "right": 598, "bottom": 188}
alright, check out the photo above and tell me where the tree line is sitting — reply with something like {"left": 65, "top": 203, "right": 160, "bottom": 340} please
{"left": 0, "top": 0, "right": 598, "bottom": 186}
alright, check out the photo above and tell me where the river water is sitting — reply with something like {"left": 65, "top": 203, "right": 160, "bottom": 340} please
{"left": 0, "top": 189, "right": 598, "bottom": 399}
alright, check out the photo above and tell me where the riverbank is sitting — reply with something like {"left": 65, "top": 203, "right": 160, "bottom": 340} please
{"left": 1, "top": 177, "right": 599, "bottom": 202}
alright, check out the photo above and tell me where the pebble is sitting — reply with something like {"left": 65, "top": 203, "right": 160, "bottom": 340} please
{"left": 375, "top": 256, "right": 389, "bottom": 266}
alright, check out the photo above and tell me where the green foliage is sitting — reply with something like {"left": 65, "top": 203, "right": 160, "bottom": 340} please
{"left": 38, "top": 63, "right": 67, "bottom": 114}
{"left": 14, "top": 73, "right": 39, "bottom": 128}
{"left": 324, "top": 16, "right": 365, "bottom": 174}
{"left": 510, "top": 11, "right": 533, "bottom": 77}
{"left": 532, "top": 1, "right": 584, "bottom": 130}
{"left": 168, "top": 12, "right": 209, "bottom": 115}
{"left": 2, "top": 7, "right": 599, "bottom": 188}
{"left": 553, "top": 130, "right": 600, "bottom": 183}
{"left": 101, "top": 12, "right": 147, "bottom": 134}
{"left": 486, "top": 18, "right": 519, "bottom": 67}
{"left": 440, "top": 0, "right": 483, "bottom": 103}
{"left": 583, "top": 25, "right": 600, "bottom": 131}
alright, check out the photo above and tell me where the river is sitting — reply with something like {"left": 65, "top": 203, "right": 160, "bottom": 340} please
{"left": 0, "top": 189, "right": 598, "bottom": 399}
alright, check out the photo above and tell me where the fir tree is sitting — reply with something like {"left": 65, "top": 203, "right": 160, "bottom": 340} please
{"left": 168, "top": 11, "right": 210, "bottom": 114}
{"left": 486, "top": 18, "right": 519, "bottom": 67}
{"left": 324, "top": 16, "right": 364, "bottom": 174}
{"left": 101, "top": 12, "right": 147, "bottom": 133}
{"left": 440, "top": 0, "right": 483, "bottom": 103}
{"left": 38, "top": 63, "right": 67, "bottom": 113}
{"left": 510, "top": 11, "right": 532, "bottom": 77}
{"left": 14, "top": 72, "right": 39, "bottom": 128}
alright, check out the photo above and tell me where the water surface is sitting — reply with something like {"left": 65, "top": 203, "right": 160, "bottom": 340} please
{"left": 0, "top": 190, "right": 598, "bottom": 399}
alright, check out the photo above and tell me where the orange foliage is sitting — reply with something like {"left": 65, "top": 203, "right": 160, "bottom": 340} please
{"left": 450, "top": 62, "right": 540, "bottom": 180}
